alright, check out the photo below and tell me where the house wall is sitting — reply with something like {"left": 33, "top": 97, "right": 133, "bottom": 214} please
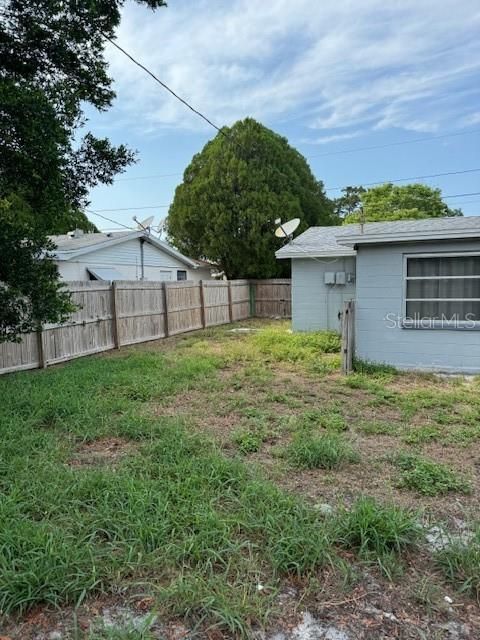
{"left": 291, "top": 257, "right": 356, "bottom": 331}
{"left": 355, "top": 239, "right": 480, "bottom": 373}
{"left": 56, "top": 237, "right": 212, "bottom": 282}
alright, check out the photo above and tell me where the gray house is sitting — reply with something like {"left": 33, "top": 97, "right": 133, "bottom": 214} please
{"left": 276, "top": 217, "right": 480, "bottom": 373}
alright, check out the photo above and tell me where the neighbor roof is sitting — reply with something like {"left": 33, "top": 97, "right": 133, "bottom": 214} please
{"left": 49, "top": 231, "right": 198, "bottom": 268}
{"left": 276, "top": 217, "right": 480, "bottom": 259}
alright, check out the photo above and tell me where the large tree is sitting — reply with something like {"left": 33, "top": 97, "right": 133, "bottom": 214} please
{"left": 167, "top": 118, "right": 336, "bottom": 278}
{"left": 339, "top": 183, "right": 462, "bottom": 224}
{"left": 0, "top": 0, "right": 166, "bottom": 340}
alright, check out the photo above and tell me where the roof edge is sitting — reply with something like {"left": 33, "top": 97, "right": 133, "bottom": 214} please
{"left": 339, "top": 227, "right": 480, "bottom": 247}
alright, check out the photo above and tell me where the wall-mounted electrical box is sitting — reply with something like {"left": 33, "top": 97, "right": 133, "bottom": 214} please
{"left": 335, "top": 271, "right": 346, "bottom": 285}
{"left": 324, "top": 272, "right": 336, "bottom": 285}
{"left": 346, "top": 272, "right": 356, "bottom": 284}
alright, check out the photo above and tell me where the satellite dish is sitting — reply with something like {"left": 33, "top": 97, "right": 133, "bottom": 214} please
{"left": 275, "top": 218, "right": 300, "bottom": 239}
{"left": 134, "top": 215, "right": 155, "bottom": 231}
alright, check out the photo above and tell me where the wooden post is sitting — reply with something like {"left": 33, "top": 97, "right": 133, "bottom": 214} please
{"left": 249, "top": 281, "right": 256, "bottom": 318}
{"left": 36, "top": 325, "right": 46, "bottom": 369}
{"left": 227, "top": 281, "right": 233, "bottom": 323}
{"left": 162, "top": 281, "right": 170, "bottom": 337}
{"left": 199, "top": 280, "right": 206, "bottom": 328}
{"left": 111, "top": 281, "right": 120, "bottom": 349}
{"left": 341, "top": 300, "right": 355, "bottom": 374}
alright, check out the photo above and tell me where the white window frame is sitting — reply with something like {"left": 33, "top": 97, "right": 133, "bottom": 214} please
{"left": 402, "top": 251, "right": 480, "bottom": 330}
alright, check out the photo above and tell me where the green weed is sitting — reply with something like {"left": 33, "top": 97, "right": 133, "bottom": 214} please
{"left": 392, "top": 452, "right": 471, "bottom": 496}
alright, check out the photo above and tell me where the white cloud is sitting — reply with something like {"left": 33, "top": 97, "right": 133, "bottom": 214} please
{"left": 104, "top": 0, "right": 480, "bottom": 138}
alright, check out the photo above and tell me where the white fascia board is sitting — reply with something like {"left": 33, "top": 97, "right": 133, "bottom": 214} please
{"left": 145, "top": 236, "right": 198, "bottom": 268}
{"left": 339, "top": 229, "right": 480, "bottom": 247}
{"left": 276, "top": 249, "right": 356, "bottom": 259}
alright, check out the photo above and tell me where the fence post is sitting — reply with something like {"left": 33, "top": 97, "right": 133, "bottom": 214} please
{"left": 162, "top": 281, "right": 170, "bottom": 337}
{"left": 249, "top": 281, "right": 256, "bottom": 317}
{"left": 341, "top": 300, "right": 355, "bottom": 374}
{"left": 36, "top": 325, "right": 46, "bottom": 369}
{"left": 227, "top": 281, "right": 233, "bottom": 323}
{"left": 199, "top": 280, "right": 206, "bottom": 328}
{"left": 111, "top": 281, "right": 120, "bottom": 349}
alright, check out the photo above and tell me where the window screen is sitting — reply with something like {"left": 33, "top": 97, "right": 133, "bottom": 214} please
{"left": 405, "top": 255, "right": 480, "bottom": 323}
{"left": 177, "top": 270, "right": 187, "bottom": 281}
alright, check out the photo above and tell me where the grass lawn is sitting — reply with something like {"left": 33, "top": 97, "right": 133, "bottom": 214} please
{"left": 1, "top": 319, "right": 479, "bottom": 639}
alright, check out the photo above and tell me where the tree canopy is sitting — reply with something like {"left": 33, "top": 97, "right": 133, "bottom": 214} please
{"left": 0, "top": 0, "right": 166, "bottom": 340}
{"left": 338, "top": 183, "right": 462, "bottom": 224}
{"left": 167, "top": 118, "right": 336, "bottom": 278}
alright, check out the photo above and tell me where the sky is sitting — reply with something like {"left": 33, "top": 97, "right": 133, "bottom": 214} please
{"left": 86, "top": 0, "right": 480, "bottom": 232}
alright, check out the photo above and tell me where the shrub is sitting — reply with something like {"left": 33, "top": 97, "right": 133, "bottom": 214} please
{"left": 393, "top": 452, "right": 471, "bottom": 496}
{"left": 284, "top": 432, "right": 359, "bottom": 470}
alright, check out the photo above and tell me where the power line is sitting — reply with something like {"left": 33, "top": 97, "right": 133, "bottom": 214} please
{"left": 89, "top": 205, "right": 169, "bottom": 212}
{"left": 308, "top": 129, "right": 480, "bottom": 158}
{"left": 115, "top": 172, "right": 182, "bottom": 182}
{"left": 325, "top": 168, "right": 480, "bottom": 192}
{"left": 86, "top": 209, "right": 136, "bottom": 230}
{"left": 443, "top": 191, "right": 480, "bottom": 199}
{"left": 103, "top": 33, "right": 228, "bottom": 138}
{"left": 87, "top": 191, "right": 480, "bottom": 215}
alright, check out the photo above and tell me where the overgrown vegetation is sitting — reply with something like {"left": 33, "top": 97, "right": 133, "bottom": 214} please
{"left": 1, "top": 320, "right": 479, "bottom": 637}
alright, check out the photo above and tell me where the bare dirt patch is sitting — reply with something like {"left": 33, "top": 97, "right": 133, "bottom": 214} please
{"left": 68, "top": 437, "right": 136, "bottom": 468}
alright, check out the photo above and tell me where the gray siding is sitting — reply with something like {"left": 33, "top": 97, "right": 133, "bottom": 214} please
{"left": 292, "top": 257, "right": 356, "bottom": 331}
{"left": 355, "top": 240, "right": 480, "bottom": 373}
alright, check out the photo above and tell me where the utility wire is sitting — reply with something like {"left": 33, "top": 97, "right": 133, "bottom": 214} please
{"left": 308, "top": 129, "right": 480, "bottom": 158}
{"left": 103, "top": 32, "right": 228, "bottom": 138}
{"left": 325, "top": 168, "right": 480, "bottom": 192}
{"left": 86, "top": 209, "right": 136, "bottom": 230}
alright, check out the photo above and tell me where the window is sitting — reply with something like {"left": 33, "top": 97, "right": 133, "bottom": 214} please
{"left": 177, "top": 270, "right": 187, "bottom": 281}
{"left": 404, "top": 253, "right": 480, "bottom": 327}
{"left": 159, "top": 270, "right": 172, "bottom": 281}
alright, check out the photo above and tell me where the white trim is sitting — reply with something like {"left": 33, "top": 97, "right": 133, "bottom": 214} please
{"left": 52, "top": 231, "right": 198, "bottom": 268}
{"left": 275, "top": 249, "right": 356, "bottom": 259}
{"left": 339, "top": 228, "right": 480, "bottom": 247}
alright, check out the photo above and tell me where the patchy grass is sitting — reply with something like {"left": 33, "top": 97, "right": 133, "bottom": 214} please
{"left": 284, "top": 432, "right": 359, "bottom": 470}
{"left": 435, "top": 527, "right": 480, "bottom": 599}
{"left": 392, "top": 452, "right": 472, "bottom": 496}
{"left": 1, "top": 319, "right": 480, "bottom": 638}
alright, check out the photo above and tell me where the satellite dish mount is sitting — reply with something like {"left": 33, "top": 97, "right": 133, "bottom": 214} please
{"left": 275, "top": 217, "right": 300, "bottom": 242}
{"left": 133, "top": 215, "right": 155, "bottom": 234}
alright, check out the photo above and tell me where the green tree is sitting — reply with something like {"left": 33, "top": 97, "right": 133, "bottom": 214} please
{"left": 0, "top": 0, "right": 166, "bottom": 340}
{"left": 333, "top": 185, "right": 365, "bottom": 219}
{"left": 341, "top": 183, "right": 462, "bottom": 224}
{"left": 167, "top": 118, "right": 336, "bottom": 278}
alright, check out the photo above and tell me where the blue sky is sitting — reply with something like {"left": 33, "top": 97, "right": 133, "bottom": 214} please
{"left": 86, "top": 0, "right": 480, "bottom": 231}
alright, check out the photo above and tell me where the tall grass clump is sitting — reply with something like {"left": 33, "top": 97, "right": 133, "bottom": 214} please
{"left": 435, "top": 528, "right": 480, "bottom": 598}
{"left": 284, "top": 432, "right": 359, "bottom": 470}
{"left": 336, "top": 496, "right": 420, "bottom": 559}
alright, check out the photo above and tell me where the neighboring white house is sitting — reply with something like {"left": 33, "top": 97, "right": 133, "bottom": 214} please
{"left": 50, "top": 229, "right": 215, "bottom": 282}
{"left": 276, "top": 216, "right": 480, "bottom": 373}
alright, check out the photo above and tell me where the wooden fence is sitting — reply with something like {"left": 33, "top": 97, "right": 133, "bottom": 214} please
{"left": 0, "top": 279, "right": 290, "bottom": 375}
